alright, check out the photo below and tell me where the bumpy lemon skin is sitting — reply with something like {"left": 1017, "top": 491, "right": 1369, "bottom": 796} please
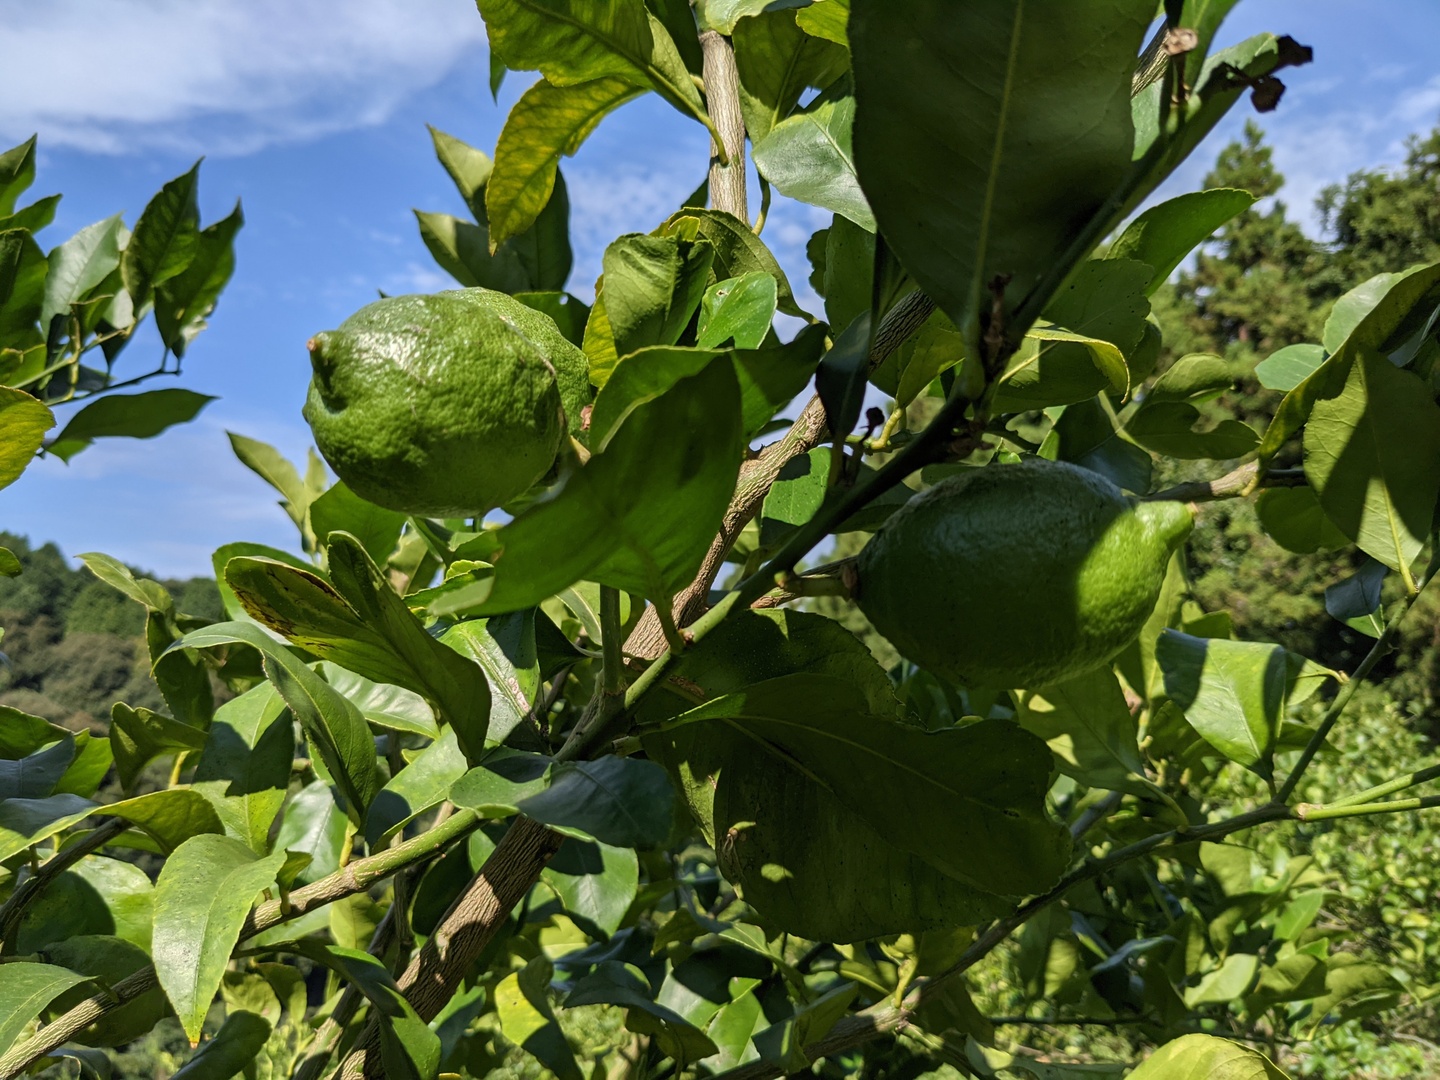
{"left": 303, "top": 291, "right": 570, "bottom": 518}
{"left": 855, "top": 459, "right": 1193, "bottom": 689}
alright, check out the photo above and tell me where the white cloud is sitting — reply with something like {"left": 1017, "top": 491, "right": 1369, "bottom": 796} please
{"left": 0, "top": 0, "right": 487, "bottom": 155}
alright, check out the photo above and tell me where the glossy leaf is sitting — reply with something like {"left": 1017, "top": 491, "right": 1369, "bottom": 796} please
{"left": 212, "top": 542, "right": 311, "bottom": 622}
{"left": 1259, "top": 261, "right": 1440, "bottom": 461}
{"left": 851, "top": 0, "right": 1151, "bottom": 356}
{"left": 795, "top": 0, "right": 849, "bottom": 46}
{"left": 415, "top": 210, "right": 527, "bottom": 292}
{"left": 1303, "top": 350, "right": 1440, "bottom": 574}
{"left": 121, "top": 161, "right": 201, "bottom": 311}
{"left": 732, "top": 321, "right": 827, "bottom": 436}
{"left": 309, "top": 946, "right": 441, "bottom": 1080}
{"left": 754, "top": 982, "right": 857, "bottom": 1073}
{"left": 816, "top": 311, "right": 872, "bottom": 438}
{"left": 696, "top": 273, "right": 776, "bottom": 350}
{"left": 458, "top": 360, "right": 743, "bottom": 610}
{"left": 1126, "top": 401, "right": 1258, "bottom": 460}
{"left": 1156, "top": 630, "right": 1331, "bottom": 777}
{"left": 518, "top": 757, "right": 675, "bottom": 848}
{"left": 478, "top": 0, "right": 706, "bottom": 129}
{"left": 308, "top": 481, "right": 407, "bottom": 566}
{"left": 660, "top": 208, "right": 808, "bottom": 319}
{"left": 1255, "top": 342, "right": 1325, "bottom": 392}
{"left": 732, "top": 7, "right": 848, "bottom": 143}
{"left": 1108, "top": 188, "right": 1255, "bottom": 294}
{"left": 365, "top": 727, "right": 468, "bottom": 848}
{"left": 1325, "top": 559, "right": 1387, "bottom": 638}
{"left": 496, "top": 956, "right": 581, "bottom": 1080}
{"left": 321, "top": 663, "right": 438, "bottom": 739}
{"left": 0, "top": 963, "right": 90, "bottom": 1057}
{"left": 759, "top": 445, "right": 911, "bottom": 549}
{"left": 1254, "top": 487, "right": 1348, "bottom": 555}
{"left": 429, "top": 125, "right": 492, "bottom": 219}
{"left": 703, "top": 0, "right": 806, "bottom": 33}
{"left": 541, "top": 837, "right": 638, "bottom": 937}
{"left": 12, "top": 856, "right": 154, "bottom": 955}
{"left": 600, "top": 232, "right": 714, "bottom": 367}
{"left": 0, "top": 136, "right": 37, "bottom": 217}
{"left": 753, "top": 83, "right": 873, "bottom": 230}
{"left": 0, "top": 793, "right": 103, "bottom": 862}
{"left": 191, "top": 683, "right": 293, "bottom": 852}
{"left": 489, "top": 76, "right": 642, "bottom": 248}
{"left": 168, "top": 1010, "right": 272, "bottom": 1079}
{"left": 169, "top": 621, "right": 382, "bottom": 822}
{"left": 0, "top": 384, "right": 53, "bottom": 490}
{"left": 50, "top": 388, "right": 214, "bottom": 444}
{"left": 1128, "top": 1034, "right": 1290, "bottom": 1079}
{"left": 227, "top": 432, "right": 320, "bottom": 535}
{"left": 152, "top": 834, "right": 287, "bottom": 1042}
{"left": 109, "top": 704, "right": 207, "bottom": 792}
{"left": 1016, "top": 666, "right": 1154, "bottom": 796}
{"left": 658, "top": 674, "right": 1071, "bottom": 896}
{"left": 439, "top": 614, "right": 539, "bottom": 747}
{"left": 272, "top": 780, "right": 349, "bottom": 886}
{"left": 40, "top": 214, "right": 123, "bottom": 331}
{"left": 154, "top": 199, "right": 242, "bottom": 357}
{"left": 589, "top": 346, "right": 723, "bottom": 448}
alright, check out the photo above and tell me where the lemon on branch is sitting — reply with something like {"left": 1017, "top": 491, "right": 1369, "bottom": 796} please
{"left": 855, "top": 459, "right": 1192, "bottom": 689}
{"left": 303, "top": 289, "right": 588, "bottom": 518}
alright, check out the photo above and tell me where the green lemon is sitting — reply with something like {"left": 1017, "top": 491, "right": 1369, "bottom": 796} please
{"left": 855, "top": 459, "right": 1193, "bottom": 689}
{"left": 302, "top": 289, "right": 590, "bottom": 517}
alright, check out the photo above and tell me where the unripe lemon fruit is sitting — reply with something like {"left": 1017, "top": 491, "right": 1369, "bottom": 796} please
{"left": 302, "top": 289, "right": 589, "bottom": 518}
{"left": 855, "top": 459, "right": 1192, "bottom": 689}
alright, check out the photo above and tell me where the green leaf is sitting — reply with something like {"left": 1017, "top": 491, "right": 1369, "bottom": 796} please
{"left": 152, "top": 834, "right": 287, "bottom": 1042}
{"left": 540, "top": 837, "right": 638, "bottom": 938}
{"left": 109, "top": 704, "right": 207, "bottom": 792}
{"left": 459, "top": 359, "right": 743, "bottom": 610}
{"left": 478, "top": 0, "right": 707, "bottom": 130}
{"left": 42, "top": 936, "right": 167, "bottom": 1048}
{"left": 168, "top": 1010, "right": 273, "bottom": 1080}
{"left": 227, "top": 432, "right": 319, "bottom": 535}
{"left": 1323, "top": 271, "right": 1415, "bottom": 354}
{"left": 1016, "top": 666, "right": 1154, "bottom": 797}
{"left": 192, "top": 683, "right": 294, "bottom": 852}
{"left": 50, "top": 388, "right": 214, "bottom": 443}
{"left": 517, "top": 757, "right": 675, "bottom": 847}
{"left": 364, "top": 726, "right": 468, "bottom": 848}
{"left": 514, "top": 290, "right": 590, "bottom": 346}
{"left": 1259, "top": 261, "right": 1440, "bottom": 461}
{"left": 1107, "top": 189, "right": 1255, "bottom": 294}
{"left": 1254, "top": 487, "right": 1348, "bottom": 555}
{"left": 871, "top": 307, "right": 965, "bottom": 408}
{"left": 212, "top": 542, "right": 312, "bottom": 622}
{"left": 308, "top": 481, "right": 407, "bottom": 566}
{"left": 993, "top": 260, "right": 1151, "bottom": 411}
{"left": 440, "top": 614, "right": 539, "bottom": 747}
{"left": 753, "top": 82, "right": 873, "bottom": 230}
{"left": 758, "top": 445, "right": 911, "bottom": 549}
{"left": 1302, "top": 350, "right": 1440, "bottom": 575}
{"left": 224, "top": 537, "right": 492, "bottom": 759}
{"left": 428, "top": 125, "right": 493, "bottom": 220}
{"left": 0, "top": 384, "right": 53, "bottom": 489}
{"left": 816, "top": 311, "right": 873, "bottom": 439}
{"left": 1155, "top": 631, "right": 1330, "bottom": 778}
{"left": 732, "top": 322, "right": 827, "bottom": 437}
{"left": 169, "top": 622, "right": 382, "bottom": 822}
{"left": 0, "top": 735, "right": 74, "bottom": 800}
{"left": 13, "top": 857, "right": 154, "bottom": 957}
{"left": 702, "top": 0, "right": 807, "bottom": 33}
{"left": 1255, "top": 343, "right": 1325, "bottom": 392}
{"left": 601, "top": 233, "right": 714, "bottom": 366}
{"left": 565, "top": 962, "right": 718, "bottom": 1066}
{"left": 0, "top": 706, "right": 68, "bottom": 758}
{"left": 753, "top": 982, "right": 857, "bottom": 1073}
{"left": 0, "top": 793, "right": 101, "bottom": 862}
{"left": 1185, "top": 952, "right": 1259, "bottom": 1007}
{"left": 732, "top": 7, "right": 848, "bottom": 143}
{"left": 76, "top": 551, "right": 172, "bottom": 612}
{"left": 0, "top": 193, "right": 60, "bottom": 235}
{"left": 1126, "top": 401, "right": 1257, "bottom": 460}
{"left": 697, "top": 272, "right": 776, "bottom": 349}
{"left": 851, "top": 0, "right": 1151, "bottom": 356}
{"left": 495, "top": 956, "right": 581, "bottom": 1080}
{"left": 794, "top": 0, "right": 849, "bottom": 46}
{"left": 272, "top": 780, "right": 348, "bottom": 886}
{"left": 0, "top": 546, "right": 20, "bottom": 577}
{"left": 151, "top": 197, "right": 242, "bottom": 358}
{"left": 1128, "top": 1034, "right": 1290, "bottom": 1079}
{"left": 1324, "top": 559, "right": 1387, "bottom": 639}
{"left": 322, "top": 663, "right": 439, "bottom": 739}
{"left": 658, "top": 674, "right": 1071, "bottom": 896}
{"left": 660, "top": 208, "right": 808, "bottom": 319}
{"left": 0, "top": 963, "right": 90, "bottom": 1057}
{"left": 589, "top": 346, "right": 723, "bottom": 448}
{"left": 302, "top": 946, "right": 441, "bottom": 1080}
{"left": 415, "top": 210, "right": 527, "bottom": 292}
{"left": 0, "top": 136, "right": 37, "bottom": 217}
{"left": 41, "top": 215, "right": 124, "bottom": 331}
{"left": 122, "top": 161, "right": 201, "bottom": 310}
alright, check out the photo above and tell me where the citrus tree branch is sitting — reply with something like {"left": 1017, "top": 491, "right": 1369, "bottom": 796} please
{"left": 0, "top": 809, "right": 481, "bottom": 1079}
{"left": 701, "top": 29, "right": 747, "bottom": 223}
{"left": 1142, "top": 462, "right": 1306, "bottom": 503}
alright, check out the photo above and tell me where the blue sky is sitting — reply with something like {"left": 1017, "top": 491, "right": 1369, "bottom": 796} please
{"left": 1, "top": 0, "right": 1437, "bottom": 578}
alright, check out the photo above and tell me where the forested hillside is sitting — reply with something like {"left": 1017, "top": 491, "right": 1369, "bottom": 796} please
{"left": 0, "top": 534, "right": 223, "bottom": 732}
